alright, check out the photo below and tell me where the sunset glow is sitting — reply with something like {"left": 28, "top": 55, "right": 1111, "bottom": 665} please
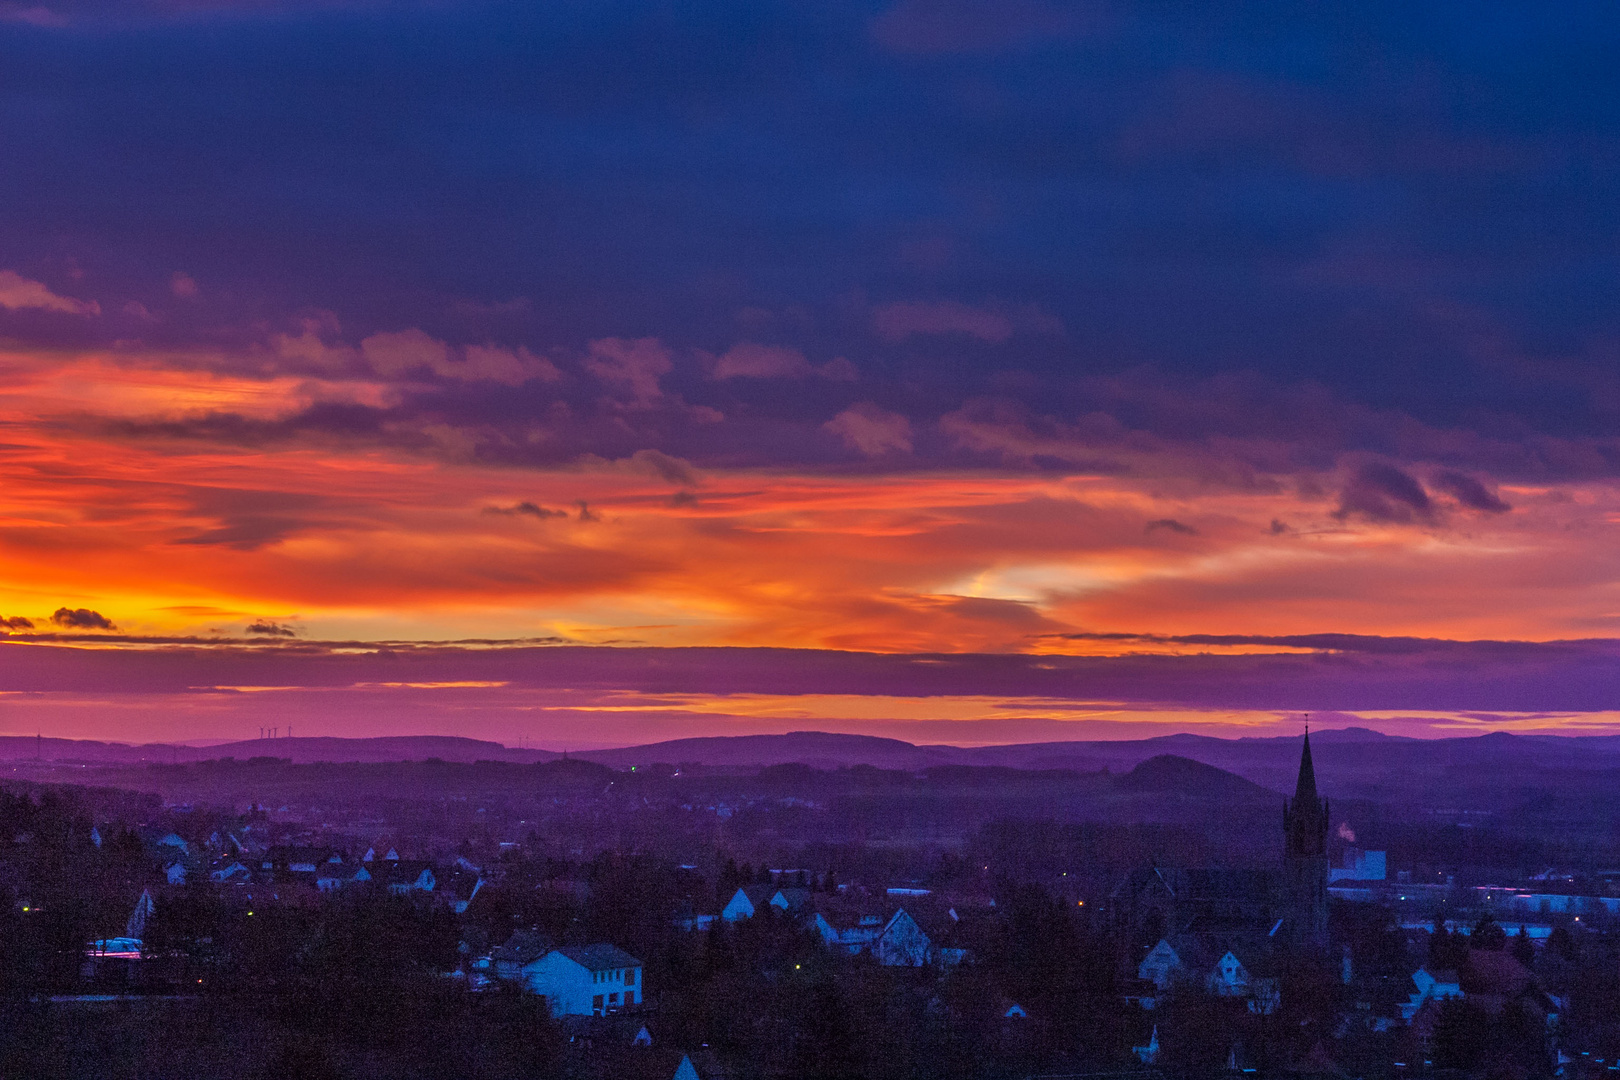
{"left": 5, "top": 0, "right": 1620, "bottom": 744}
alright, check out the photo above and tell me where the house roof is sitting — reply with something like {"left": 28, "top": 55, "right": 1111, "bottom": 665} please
{"left": 493, "top": 928, "right": 552, "bottom": 964}
{"left": 373, "top": 859, "right": 435, "bottom": 883}
{"left": 556, "top": 943, "right": 641, "bottom": 971}
{"left": 1462, "top": 950, "right": 1534, "bottom": 996}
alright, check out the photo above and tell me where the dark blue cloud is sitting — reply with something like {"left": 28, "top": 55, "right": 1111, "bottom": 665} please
{"left": 4, "top": 0, "right": 1620, "bottom": 468}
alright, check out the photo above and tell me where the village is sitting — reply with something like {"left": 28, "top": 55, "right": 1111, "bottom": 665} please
{"left": 5, "top": 736, "right": 1620, "bottom": 1078}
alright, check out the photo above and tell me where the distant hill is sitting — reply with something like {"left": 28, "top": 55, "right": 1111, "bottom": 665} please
{"left": 1114, "top": 754, "right": 1278, "bottom": 801}
{"left": 577, "top": 731, "right": 957, "bottom": 771}
{"left": 10, "top": 728, "right": 1620, "bottom": 803}
{"left": 0, "top": 734, "right": 557, "bottom": 765}
{"left": 200, "top": 735, "right": 559, "bottom": 764}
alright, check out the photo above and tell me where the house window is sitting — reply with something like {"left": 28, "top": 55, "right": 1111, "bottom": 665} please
{"left": 592, "top": 995, "right": 603, "bottom": 1014}
{"left": 609, "top": 992, "right": 619, "bottom": 1005}
{"left": 625, "top": 969, "right": 635, "bottom": 986}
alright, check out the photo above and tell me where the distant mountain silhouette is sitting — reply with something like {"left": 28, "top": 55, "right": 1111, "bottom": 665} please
{"left": 1113, "top": 754, "right": 1277, "bottom": 801}
{"left": 578, "top": 731, "right": 954, "bottom": 771}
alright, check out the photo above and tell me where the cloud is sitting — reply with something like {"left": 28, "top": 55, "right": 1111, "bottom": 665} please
{"left": 0, "top": 270, "right": 99, "bottom": 316}
{"left": 1144, "top": 518, "right": 1198, "bottom": 536}
{"left": 0, "top": 616, "right": 34, "bottom": 630}
{"left": 711, "top": 343, "right": 813, "bottom": 379}
{"left": 170, "top": 271, "right": 199, "bottom": 299}
{"left": 1334, "top": 462, "right": 1433, "bottom": 524}
{"left": 583, "top": 337, "right": 672, "bottom": 406}
{"left": 484, "top": 501, "right": 569, "bottom": 519}
{"left": 623, "top": 448, "right": 700, "bottom": 486}
{"left": 1433, "top": 470, "right": 1511, "bottom": 514}
{"left": 357, "top": 330, "right": 560, "bottom": 385}
{"left": 361, "top": 328, "right": 450, "bottom": 379}
{"left": 872, "top": 300, "right": 1014, "bottom": 343}
{"left": 50, "top": 607, "right": 114, "bottom": 630}
{"left": 710, "top": 343, "right": 858, "bottom": 381}
{"left": 453, "top": 344, "right": 561, "bottom": 386}
{"left": 245, "top": 620, "right": 297, "bottom": 637}
{"left": 825, "top": 403, "right": 914, "bottom": 456}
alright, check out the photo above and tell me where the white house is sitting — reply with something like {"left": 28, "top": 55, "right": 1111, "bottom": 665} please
{"left": 807, "top": 911, "right": 881, "bottom": 954}
{"left": 872, "top": 909, "right": 933, "bottom": 967}
{"left": 721, "top": 887, "right": 762, "bottom": 921}
{"left": 521, "top": 944, "right": 643, "bottom": 1016}
{"left": 1138, "top": 939, "right": 1182, "bottom": 990}
{"left": 1208, "top": 951, "right": 1251, "bottom": 996}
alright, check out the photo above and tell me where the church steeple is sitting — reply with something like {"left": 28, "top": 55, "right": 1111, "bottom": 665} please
{"left": 1284, "top": 726, "right": 1328, "bottom": 857}
{"left": 1282, "top": 723, "right": 1330, "bottom": 948}
{"left": 1294, "top": 725, "right": 1319, "bottom": 805}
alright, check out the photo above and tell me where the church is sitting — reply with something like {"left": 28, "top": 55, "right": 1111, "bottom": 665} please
{"left": 1112, "top": 731, "right": 1332, "bottom": 1004}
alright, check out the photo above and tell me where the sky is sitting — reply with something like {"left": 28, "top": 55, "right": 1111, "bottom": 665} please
{"left": 3, "top": 0, "right": 1620, "bottom": 745}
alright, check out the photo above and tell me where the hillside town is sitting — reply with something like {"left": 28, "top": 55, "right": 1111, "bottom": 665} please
{"left": 4, "top": 734, "right": 1620, "bottom": 1078}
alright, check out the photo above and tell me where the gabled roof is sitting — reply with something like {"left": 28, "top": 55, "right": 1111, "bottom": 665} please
{"left": 771, "top": 887, "right": 810, "bottom": 910}
{"left": 555, "top": 943, "right": 642, "bottom": 972}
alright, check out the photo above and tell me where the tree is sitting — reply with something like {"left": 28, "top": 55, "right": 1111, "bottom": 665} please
{"left": 1512, "top": 926, "right": 1535, "bottom": 968}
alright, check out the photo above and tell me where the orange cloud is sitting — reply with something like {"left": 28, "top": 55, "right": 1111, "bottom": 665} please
{"left": 0, "top": 342, "right": 1612, "bottom": 663}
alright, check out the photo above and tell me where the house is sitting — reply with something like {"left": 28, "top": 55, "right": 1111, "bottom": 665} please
{"left": 1133, "top": 1026, "right": 1159, "bottom": 1065}
{"left": 492, "top": 929, "right": 553, "bottom": 980}
{"left": 1400, "top": 966, "right": 1463, "bottom": 1021}
{"left": 771, "top": 887, "right": 810, "bottom": 914}
{"left": 263, "top": 846, "right": 346, "bottom": 875}
{"left": 317, "top": 864, "right": 371, "bottom": 892}
{"left": 1138, "top": 939, "right": 1182, "bottom": 991}
{"left": 672, "top": 903, "right": 716, "bottom": 932}
{"left": 672, "top": 1055, "right": 700, "bottom": 1080}
{"left": 363, "top": 840, "right": 399, "bottom": 863}
{"left": 807, "top": 910, "right": 882, "bottom": 954}
{"left": 872, "top": 908, "right": 934, "bottom": 967}
{"left": 1460, "top": 950, "right": 1560, "bottom": 1025}
{"left": 375, "top": 860, "right": 436, "bottom": 894}
{"left": 1208, "top": 951, "right": 1251, "bottom": 996}
{"left": 164, "top": 862, "right": 188, "bottom": 885}
{"left": 155, "top": 832, "right": 189, "bottom": 855}
{"left": 721, "top": 885, "right": 808, "bottom": 921}
{"left": 521, "top": 944, "right": 643, "bottom": 1016}
{"left": 210, "top": 861, "right": 251, "bottom": 884}
{"left": 722, "top": 886, "right": 764, "bottom": 920}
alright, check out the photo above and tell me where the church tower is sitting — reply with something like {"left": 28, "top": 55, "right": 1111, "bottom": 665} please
{"left": 1282, "top": 727, "right": 1329, "bottom": 949}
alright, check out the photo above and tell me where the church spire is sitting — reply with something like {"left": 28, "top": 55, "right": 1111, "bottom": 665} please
{"left": 1295, "top": 725, "right": 1318, "bottom": 805}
